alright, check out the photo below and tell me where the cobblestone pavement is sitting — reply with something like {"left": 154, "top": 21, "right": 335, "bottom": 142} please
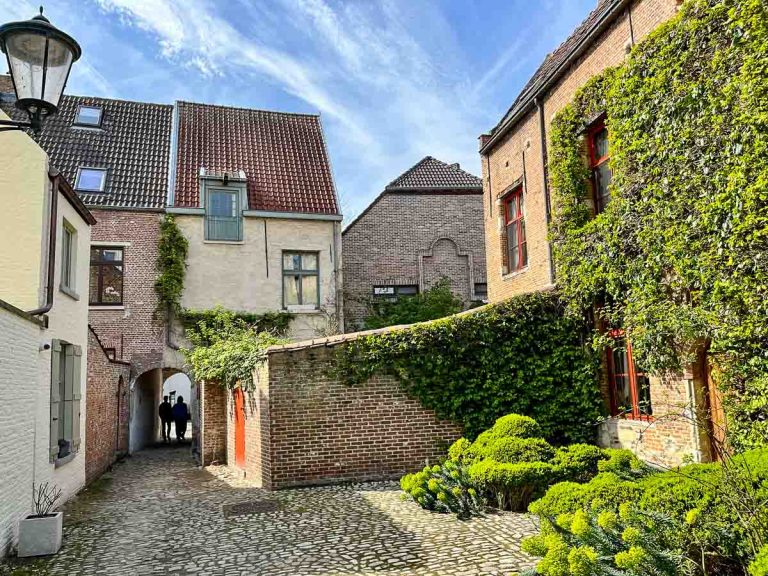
{"left": 2, "top": 446, "right": 536, "bottom": 576}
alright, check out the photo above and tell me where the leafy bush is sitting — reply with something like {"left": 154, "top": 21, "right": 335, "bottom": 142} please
{"left": 181, "top": 307, "right": 293, "bottom": 338}
{"left": 597, "top": 448, "right": 649, "bottom": 478}
{"left": 336, "top": 292, "right": 602, "bottom": 442}
{"left": 490, "top": 414, "right": 542, "bottom": 439}
{"left": 750, "top": 545, "right": 768, "bottom": 576}
{"left": 182, "top": 307, "right": 286, "bottom": 390}
{"left": 551, "top": 444, "right": 607, "bottom": 483}
{"left": 527, "top": 449, "right": 768, "bottom": 574}
{"left": 485, "top": 437, "right": 555, "bottom": 464}
{"left": 469, "top": 459, "right": 557, "bottom": 512}
{"left": 363, "top": 278, "right": 464, "bottom": 329}
{"left": 400, "top": 460, "right": 486, "bottom": 519}
{"left": 548, "top": 0, "right": 768, "bottom": 449}
{"left": 155, "top": 214, "right": 188, "bottom": 316}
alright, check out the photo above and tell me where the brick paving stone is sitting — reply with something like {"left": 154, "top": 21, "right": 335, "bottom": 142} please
{"left": 1, "top": 446, "right": 537, "bottom": 575}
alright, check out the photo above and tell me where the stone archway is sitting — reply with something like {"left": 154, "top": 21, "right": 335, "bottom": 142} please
{"left": 418, "top": 237, "right": 475, "bottom": 303}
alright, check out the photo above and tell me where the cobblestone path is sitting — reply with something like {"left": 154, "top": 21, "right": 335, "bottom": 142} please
{"left": 2, "top": 446, "right": 536, "bottom": 576}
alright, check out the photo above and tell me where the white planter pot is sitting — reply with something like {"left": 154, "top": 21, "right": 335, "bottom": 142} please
{"left": 17, "top": 512, "right": 63, "bottom": 557}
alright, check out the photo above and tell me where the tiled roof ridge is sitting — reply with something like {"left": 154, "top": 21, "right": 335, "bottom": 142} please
{"left": 385, "top": 156, "right": 482, "bottom": 190}
{"left": 384, "top": 156, "right": 434, "bottom": 189}
{"left": 176, "top": 99, "right": 320, "bottom": 119}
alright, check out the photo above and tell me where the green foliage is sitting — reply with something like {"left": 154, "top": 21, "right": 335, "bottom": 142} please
{"left": 155, "top": 215, "right": 188, "bottom": 316}
{"left": 336, "top": 291, "right": 602, "bottom": 443}
{"left": 181, "top": 308, "right": 293, "bottom": 338}
{"left": 750, "top": 545, "right": 768, "bottom": 576}
{"left": 182, "top": 307, "right": 286, "bottom": 390}
{"left": 597, "top": 448, "right": 649, "bottom": 479}
{"left": 490, "top": 414, "right": 543, "bottom": 439}
{"left": 550, "top": 444, "right": 607, "bottom": 483}
{"left": 363, "top": 278, "right": 464, "bottom": 329}
{"left": 400, "top": 459, "right": 486, "bottom": 519}
{"left": 527, "top": 448, "right": 768, "bottom": 574}
{"left": 485, "top": 437, "right": 555, "bottom": 464}
{"left": 548, "top": 0, "right": 768, "bottom": 449}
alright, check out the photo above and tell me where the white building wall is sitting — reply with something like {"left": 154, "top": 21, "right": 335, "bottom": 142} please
{"left": 0, "top": 307, "right": 43, "bottom": 557}
{"left": 176, "top": 215, "right": 341, "bottom": 340}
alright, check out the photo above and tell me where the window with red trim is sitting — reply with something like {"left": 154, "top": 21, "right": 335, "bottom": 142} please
{"left": 588, "top": 120, "right": 612, "bottom": 214}
{"left": 504, "top": 187, "right": 527, "bottom": 272}
{"left": 608, "top": 334, "right": 653, "bottom": 420}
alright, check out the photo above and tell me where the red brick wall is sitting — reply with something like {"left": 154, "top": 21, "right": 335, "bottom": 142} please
{"left": 88, "top": 209, "right": 165, "bottom": 375}
{"left": 221, "top": 337, "right": 461, "bottom": 489}
{"left": 200, "top": 382, "right": 227, "bottom": 466}
{"left": 85, "top": 328, "right": 130, "bottom": 484}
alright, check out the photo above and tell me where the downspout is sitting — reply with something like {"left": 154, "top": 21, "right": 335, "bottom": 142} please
{"left": 28, "top": 175, "right": 59, "bottom": 318}
{"left": 536, "top": 97, "right": 556, "bottom": 285}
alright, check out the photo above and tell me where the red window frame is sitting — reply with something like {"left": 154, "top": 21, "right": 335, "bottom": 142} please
{"left": 607, "top": 330, "right": 653, "bottom": 421}
{"left": 504, "top": 186, "right": 527, "bottom": 272}
{"left": 587, "top": 119, "right": 611, "bottom": 214}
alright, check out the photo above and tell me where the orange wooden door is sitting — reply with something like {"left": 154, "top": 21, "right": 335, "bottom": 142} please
{"left": 234, "top": 388, "right": 245, "bottom": 468}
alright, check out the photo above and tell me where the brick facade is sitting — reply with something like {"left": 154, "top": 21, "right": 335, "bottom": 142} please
{"left": 480, "top": 0, "right": 709, "bottom": 467}
{"left": 204, "top": 334, "right": 461, "bottom": 489}
{"left": 87, "top": 209, "right": 167, "bottom": 376}
{"left": 343, "top": 192, "right": 486, "bottom": 330}
{"left": 200, "top": 382, "right": 227, "bottom": 467}
{"left": 85, "top": 327, "right": 130, "bottom": 484}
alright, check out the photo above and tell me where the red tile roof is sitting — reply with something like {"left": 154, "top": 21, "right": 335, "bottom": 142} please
{"left": 173, "top": 101, "right": 339, "bottom": 214}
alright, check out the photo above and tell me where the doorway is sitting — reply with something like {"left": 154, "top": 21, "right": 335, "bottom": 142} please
{"left": 234, "top": 388, "right": 246, "bottom": 468}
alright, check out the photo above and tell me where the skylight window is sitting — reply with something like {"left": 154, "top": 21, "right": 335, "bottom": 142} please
{"left": 74, "top": 105, "right": 102, "bottom": 127}
{"left": 75, "top": 168, "right": 107, "bottom": 192}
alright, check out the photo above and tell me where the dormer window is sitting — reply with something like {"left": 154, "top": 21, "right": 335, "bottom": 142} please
{"left": 75, "top": 168, "right": 107, "bottom": 192}
{"left": 74, "top": 105, "right": 102, "bottom": 127}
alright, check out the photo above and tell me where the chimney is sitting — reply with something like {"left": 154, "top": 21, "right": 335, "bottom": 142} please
{"left": 478, "top": 133, "right": 491, "bottom": 150}
{"left": 450, "top": 163, "right": 460, "bottom": 170}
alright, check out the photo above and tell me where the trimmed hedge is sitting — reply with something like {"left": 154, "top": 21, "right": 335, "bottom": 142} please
{"left": 335, "top": 292, "right": 602, "bottom": 443}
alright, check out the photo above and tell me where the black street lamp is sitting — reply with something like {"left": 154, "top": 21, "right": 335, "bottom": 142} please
{"left": 0, "top": 7, "right": 81, "bottom": 133}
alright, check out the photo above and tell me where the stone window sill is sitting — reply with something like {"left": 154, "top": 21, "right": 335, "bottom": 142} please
{"left": 203, "top": 240, "right": 245, "bottom": 245}
{"left": 284, "top": 306, "right": 321, "bottom": 314}
{"left": 54, "top": 452, "right": 77, "bottom": 468}
{"left": 501, "top": 265, "right": 529, "bottom": 281}
{"left": 90, "top": 305, "right": 125, "bottom": 311}
{"left": 59, "top": 285, "right": 80, "bottom": 301}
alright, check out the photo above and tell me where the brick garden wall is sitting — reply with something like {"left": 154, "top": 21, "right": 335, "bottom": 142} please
{"left": 87, "top": 209, "right": 165, "bottom": 375}
{"left": 200, "top": 382, "right": 227, "bottom": 466}
{"left": 215, "top": 333, "right": 462, "bottom": 489}
{"left": 85, "top": 327, "right": 130, "bottom": 484}
{"left": 342, "top": 192, "right": 486, "bottom": 330}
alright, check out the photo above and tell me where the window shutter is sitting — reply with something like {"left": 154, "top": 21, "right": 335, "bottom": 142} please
{"left": 71, "top": 345, "right": 83, "bottom": 453}
{"left": 63, "top": 345, "right": 75, "bottom": 452}
{"left": 50, "top": 340, "right": 62, "bottom": 461}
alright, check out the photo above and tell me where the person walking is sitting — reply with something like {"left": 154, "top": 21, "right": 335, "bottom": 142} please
{"left": 159, "top": 396, "right": 173, "bottom": 443}
{"left": 172, "top": 396, "right": 190, "bottom": 442}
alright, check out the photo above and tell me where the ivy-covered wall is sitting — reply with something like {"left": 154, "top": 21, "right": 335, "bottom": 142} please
{"left": 335, "top": 292, "right": 602, "bottom": 444}
{"left": 549, "top": 0, "right": 767, "bottom": 448}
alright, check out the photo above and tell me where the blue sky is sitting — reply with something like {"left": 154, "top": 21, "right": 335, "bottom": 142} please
{"left": 2, "top": 0, "right": 595, "bottom": 220}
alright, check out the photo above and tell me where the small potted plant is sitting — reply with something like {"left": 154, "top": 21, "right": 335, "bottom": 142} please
{"left": 17, "top": 482, "right": 64, "bottom": 557}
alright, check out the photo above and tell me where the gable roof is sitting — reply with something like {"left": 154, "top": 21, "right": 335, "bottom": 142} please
{"left": 482, "top": 0, "right": 622, "bottom": 152}
{"left": 172, "top": 101, "right": 339, "bottom": 214}
{"left": 385, "top": 156, "right": 482, "bottom": 191}
{"left": 343, "top": 156, "right": 482, "bottom": 234}
{"left": 0, "top": 86, "right": 173, "bottom": 209}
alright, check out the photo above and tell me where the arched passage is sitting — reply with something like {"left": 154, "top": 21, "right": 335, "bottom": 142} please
{"left": 162, "top": 372, "right": 194, "bottom": 442}
{"left": 129, "top": 368, "right": 163, "bottom": 453}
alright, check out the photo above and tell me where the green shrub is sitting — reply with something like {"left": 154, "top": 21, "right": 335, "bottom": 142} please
{"left": 551, "top": 444, "right": 607, "bottom": 483}
{"left": 400, "top": 459, "right": 486, "bottom": 519}
{"left": 491, "top": 414, "right": 542, "bottom": 439}
{"left": 484, "top": 437, "right": 555, "bottom": 464}
{"left": 447, "top": 437, "right": 471, "bottom": 461}
{"left": 469, "top": 459, "right": 557, "bottom": 512}
{"left": 597, "top": 448, "right": 649, "bottom": 478}
{"left": 363, "top": 277, "right": 464, "bottom": 329}
{"left": 750, "top": 545, "right": 768, "bottom": 576}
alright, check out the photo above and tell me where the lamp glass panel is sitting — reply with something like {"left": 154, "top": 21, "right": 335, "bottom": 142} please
{"left": 42, "top": 36, "right": 73, "bottom": 107}
{"left": 5, "top": 31, "right": 47, "bottom": 101}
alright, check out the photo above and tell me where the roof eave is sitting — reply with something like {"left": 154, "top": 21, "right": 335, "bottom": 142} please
{"left": 479, "top": 0, "right": 631, "bottom": 156}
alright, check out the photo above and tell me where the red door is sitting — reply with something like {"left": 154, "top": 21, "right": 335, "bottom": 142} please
{"left": 234, "top": 388, "right": 245, "bottom": 468}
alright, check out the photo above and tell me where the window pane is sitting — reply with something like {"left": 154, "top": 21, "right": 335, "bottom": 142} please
{"left": 396, "top": 285, "right": 418, "bottom": 296}
{"left": 101, "top": 265, "right": 123, "bottom": 303}
{"left": 283, "top": 253, "right": 301, "bottom": 271}
{"left": 507, "top": 221, "right": 519, "bottom": 270}
{"left": 507, "top": 197, "right": 518, "bottom": 220}
{"left": 284, "top": 275, "right": 300, "bottom": 305}
{"left": 637, "top": 374, "right": 653, "bottom": 416}
{"left": 75, "top": 106, "right": 101, "bottom": 126}
{"left": 593, "top": 128, "right": 609, "bottom": 160}
{"left": 208, "top": 191, "right": 237, "bottom": 217}
{"left": 102, "top": 249, "right": 122, "bottom": 262}
{"left": 301, "top": 253, "right": 318, "bottom": 271}
{"left": 474, "top": 283, "right": 488, "bottom": 298}
{"left": 76, "top": 169, "right": 105, "bottom": 192}
{"left": 61, "top": 228, "right": 72, "bottom": 288}
{"left": 596, "top": 162, "right": 612, "bottom": 210}
{"left": 612, "top": 347, "right": 633, "bottom": 415}
{"left": 301, "top": 275, "right": 318, "bottom": 305}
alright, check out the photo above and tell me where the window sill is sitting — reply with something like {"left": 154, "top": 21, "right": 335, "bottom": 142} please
{"left": 59, "top": 285, "right": 80, "bottom": 301}
{"left": 203, "top": 240, "right": 245, "bottom": 245}
{"left": 89, "top": 305, "right": 125, "bottom": 311}
{"left": 608, "top": 414, "right": 655, "bottom": 424}
{"left": 54, "top": 452, "right": 77, "bottom": 468}
{"left": 501, "top": 265, "right": 529, "bottom": 280}
{"left": 284, "top": 306, "right": 321, "bottom": 314}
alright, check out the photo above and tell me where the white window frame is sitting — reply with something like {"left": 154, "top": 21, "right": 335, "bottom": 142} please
{"left": 75, "top": 167, "right": 107, "bottom": 192}
{"left": 73, "top": 105, "right": 102, "bottom": 127}
{"left": 59, "top": 220, "right": 78, "bottom": 299}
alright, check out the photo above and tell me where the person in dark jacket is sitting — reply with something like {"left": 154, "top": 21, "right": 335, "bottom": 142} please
{"left": 172, "top": 396, "right": 190, "bottom": 442}
{"left": 159, "top": 396, "right": 173, "bottom": 443}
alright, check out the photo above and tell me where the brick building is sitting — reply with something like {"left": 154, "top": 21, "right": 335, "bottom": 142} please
{"left": 342, "top": 157, "right": 486, "bottom": 330}
{"left": 478, "top": 0, "right": 716, "bottom": 466}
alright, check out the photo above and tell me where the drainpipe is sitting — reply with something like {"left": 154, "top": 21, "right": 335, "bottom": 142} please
{"left": 535, "top": 97, "right": 556, "bottom": 285}
{"left": 28, "top": 176, "right": 59, "bottom": 317}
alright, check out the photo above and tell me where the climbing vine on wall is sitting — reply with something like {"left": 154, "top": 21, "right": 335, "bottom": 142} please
{"left": 334, "top": 292, "right": 602, "bottom": 443}
{"left": 155, "top": 214, "right": 189, "bottom": 317}
{"left": 549, "top": 0, "right": 768, "bottom": 448}
{"left": 181, "top": 308, "right": 294, "bottom": 338}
